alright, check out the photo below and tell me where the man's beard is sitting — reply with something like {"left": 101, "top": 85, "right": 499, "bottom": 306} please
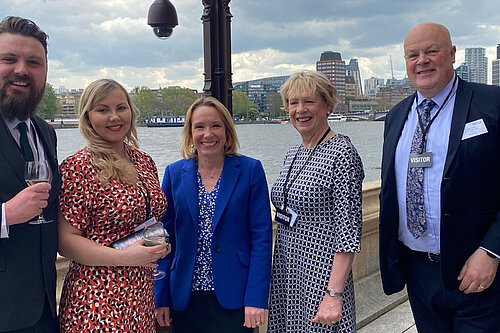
{"left": 0, "top": 74, "right": 45, "bottom": 121}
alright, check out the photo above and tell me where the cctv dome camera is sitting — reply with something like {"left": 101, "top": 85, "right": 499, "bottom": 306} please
{"left": 153, "top": 26, "right": 174, "bottom": 39}
{"left": 147, "top": 0, "right": 178, "bottom": 40}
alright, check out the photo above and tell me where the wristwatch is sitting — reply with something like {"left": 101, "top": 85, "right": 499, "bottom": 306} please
{"left": 486, "top": 251, "right": 498, "bottom": 259}
{"left": 325, "top": 289, "right": 344, "bottom": 297}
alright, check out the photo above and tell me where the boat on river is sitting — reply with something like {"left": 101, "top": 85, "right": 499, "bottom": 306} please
{"left": 147, "top": 116, "right": 185, "bottom": 127}
{"left": 327, "top": 114, "right": 347, "bottom": 122}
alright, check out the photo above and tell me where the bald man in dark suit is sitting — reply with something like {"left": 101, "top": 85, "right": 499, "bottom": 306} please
{"left": 380, "top": 22, "right": 500, "bottom": 332}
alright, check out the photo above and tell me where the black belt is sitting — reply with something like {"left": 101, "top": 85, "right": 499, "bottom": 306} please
{"left": 407, "top": 247, "right": 440, "bottom": 263}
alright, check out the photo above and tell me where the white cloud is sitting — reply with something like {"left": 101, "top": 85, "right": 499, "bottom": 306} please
{"left": 3, "top": 0, "right": 499, "bottom": 90}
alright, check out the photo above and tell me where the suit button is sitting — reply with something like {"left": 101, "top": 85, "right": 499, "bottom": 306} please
{"left": 214, "top": 246, "right": 220, "bottom": 253}
{"left": 444, "top": 213, "right": 451, "bottom": 217}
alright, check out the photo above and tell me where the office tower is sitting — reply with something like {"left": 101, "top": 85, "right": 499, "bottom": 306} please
{"left": 455, "top": 62, "right": 469, "bottom": 82}
{"left": 346, "top": 59, "right": 363, "bottom": 97}
{"left": 493, "top": 44, "right": 500, "bottom": 86}
{"left": 316, "top": 51, "right": 346, "bottom": 109}
{"left": 364, "top": 77, "right": 385, "bottom": 97}
{"left": 233, "top": 75, "right": 290, "bottom": 113}
{"left": 465, "top": 48, "right": 487, "bottom": 84}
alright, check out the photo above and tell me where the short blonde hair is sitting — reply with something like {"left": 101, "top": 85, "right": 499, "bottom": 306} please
{"left": 78, "top": 79, "right": 140, "bottom": 186}
{"left": 280, "top": 71, "right": 339, "bottom": 113}
{"left": 181, "top": 97, "right": 239, "bottom": 159}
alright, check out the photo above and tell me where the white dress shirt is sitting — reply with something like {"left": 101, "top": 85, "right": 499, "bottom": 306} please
{"left": 395, "top": 75, "right": 457, "bottom": 254}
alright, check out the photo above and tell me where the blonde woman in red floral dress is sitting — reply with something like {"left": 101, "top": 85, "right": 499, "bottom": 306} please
{"left": 58, "top": 79, "right": 168, "bottom": 332}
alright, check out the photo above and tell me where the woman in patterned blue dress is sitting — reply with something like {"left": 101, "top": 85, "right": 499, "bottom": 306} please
{"left": 154, "top": 97, "right": 273, "bottom": 333}
{"left": 268, "top": 72, "right": 364, "bottom": 332}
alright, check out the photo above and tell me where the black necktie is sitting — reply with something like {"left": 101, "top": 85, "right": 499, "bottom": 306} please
{"left": 17, "top": 122, "right": 34, "bottom": 161}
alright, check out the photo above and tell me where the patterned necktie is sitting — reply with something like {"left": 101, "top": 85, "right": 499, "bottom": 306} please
{"left": 17, "top": 122, "right": 34, "bottom": 161}
{"left": 406, "top": 99, "right": 436, "bottom": 238}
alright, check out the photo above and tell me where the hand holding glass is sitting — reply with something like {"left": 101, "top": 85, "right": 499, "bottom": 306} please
{"left": 24, "top": 160, "right": 53, "bottom": 224}
{"left": 143, "top": 222, "right": 168, "bottom": 280}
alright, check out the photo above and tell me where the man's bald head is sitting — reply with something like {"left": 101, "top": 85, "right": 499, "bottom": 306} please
{"left": 403, "top": 22, "right": 456, "bottom": 98}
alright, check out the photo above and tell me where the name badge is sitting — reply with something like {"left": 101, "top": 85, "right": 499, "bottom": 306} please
{"left": 462, "top": 119, "right": 488, "bottom": 140}
{"left": 275, "top": 206, "right": 297, "bottom": 227}
{"left": 409, "top": 152, "right": 432, "bottom": 168}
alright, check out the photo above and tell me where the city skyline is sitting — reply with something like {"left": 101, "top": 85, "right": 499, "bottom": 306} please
{"left": 2, "top": 0, "right": 500, "bottom": 91}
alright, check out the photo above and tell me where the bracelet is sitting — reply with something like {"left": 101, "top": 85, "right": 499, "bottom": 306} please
{"left": 325, "top": 289, "right": 343, "bottom": 297}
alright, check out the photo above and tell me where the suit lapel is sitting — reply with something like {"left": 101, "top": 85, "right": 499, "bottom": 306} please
{"left": 181, "top": 159, "right": 199, "bottom": 227}
{"left": 213, "top": 155, "right": 240, "bottom": 231}
{"left": 444, "top": 80, "right": 471, "bottom": 176}
{"left": 382, "top": 96, "right": 414, "bottom": 185}
{"left": 0, "top": 115, "right": 26, "bottom": 185}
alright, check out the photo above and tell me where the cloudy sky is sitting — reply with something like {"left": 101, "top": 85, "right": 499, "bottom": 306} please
{"left": 2, "top": 0, "right": 500, "bottom": 92}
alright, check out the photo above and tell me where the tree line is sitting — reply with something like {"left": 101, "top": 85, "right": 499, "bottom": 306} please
{"left": 37, "top": 84, "right": 291, "bottom": 121}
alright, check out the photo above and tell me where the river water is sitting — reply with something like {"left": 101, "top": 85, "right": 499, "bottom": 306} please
{"left": 55, "top": 121, "right": 384, "bottom": 186}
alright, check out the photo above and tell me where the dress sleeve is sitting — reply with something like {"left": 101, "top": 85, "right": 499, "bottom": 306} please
{"left": 331, "top": 142, "right": 364, "bottom": 253}
{"left": 58, "top": 155, "right": 94, "bottom": 232}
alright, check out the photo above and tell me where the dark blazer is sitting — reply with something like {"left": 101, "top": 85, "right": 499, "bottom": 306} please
{"left": 380, "top": 79, "right": 500, "bottom": 295}
{"left": 0, "top": 115, "right": 60, "bottom": 331}
{"left": 155, "top": 155, "right": 273, "bottom": 311}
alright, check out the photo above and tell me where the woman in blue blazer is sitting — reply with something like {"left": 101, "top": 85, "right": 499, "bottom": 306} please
{"left": 154, "top": 97, "right": 273, "bottom": 332}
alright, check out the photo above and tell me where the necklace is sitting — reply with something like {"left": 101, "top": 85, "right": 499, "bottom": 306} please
{"left": 200, "top": 166, "right": 222, "bottom": 179}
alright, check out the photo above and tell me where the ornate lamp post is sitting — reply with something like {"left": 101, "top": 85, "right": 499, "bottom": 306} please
{"left": 147, "top": 0, "right": 233, "bottom": 114}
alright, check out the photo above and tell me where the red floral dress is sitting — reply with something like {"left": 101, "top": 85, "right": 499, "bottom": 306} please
{"left": 58, "top": 146, "right": 167, "bottom": 332}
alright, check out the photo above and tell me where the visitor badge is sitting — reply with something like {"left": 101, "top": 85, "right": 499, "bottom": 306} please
{"left": 408, "top": 152, "right": 432, "bottom": 168}
{"left": 462, "top": 119, "right": 488, "bottom": 140}
{"left": 275, "top": 206, "right": 297, "bottom": 227}
{"left": 134, "top": 217, "right": 158, "bottom": 232}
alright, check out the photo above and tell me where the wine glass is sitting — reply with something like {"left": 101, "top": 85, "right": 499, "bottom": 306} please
{"left": 143, "top": 222, "right": 168, "bottom": 280}
{"left": 24, "top": 160, "right": 53, "bottom": 225}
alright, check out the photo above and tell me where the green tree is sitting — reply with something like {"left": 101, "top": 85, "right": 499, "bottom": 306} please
{"left": 247, "top": 108, "right": 260, "bottom": 121}
{"left": 232, "top": 90, "right": 257, "bottom": 119}
{"left": 267, "top": 91, "right": 283, "bottom": 118}
{"left": 161, "top": 87, "right": 198, "bottom": 116}
{"left": 131, "top": 86, "right": 157, "bottom": 122}
{"left": 37, "top": 83, "right": 60, "bottom": 120}
{"left": 378, "top": 101, "right": 393, "bottom": 111}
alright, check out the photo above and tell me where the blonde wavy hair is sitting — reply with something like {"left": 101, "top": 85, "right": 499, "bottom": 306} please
{"left": 78, "top": 79, "right": 139, "bottom": 186}
{"left": 180, "top": 97, "right": 239, "bottom": 159}
{"left": 280, "top": 71, "right": 339, "bottom": 114}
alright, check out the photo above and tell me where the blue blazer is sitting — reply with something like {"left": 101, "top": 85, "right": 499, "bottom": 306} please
{"left": 155, "top": 154, "right": 272, "bottom": 311}
{"left": 379, "top": 79, "right": 500, "bottom": 294}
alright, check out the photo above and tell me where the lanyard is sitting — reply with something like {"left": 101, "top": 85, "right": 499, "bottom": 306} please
{"left": 137, "top": 173, "right": 151, "bottom": 221}
{"left": 415, "top": 75, "right": 457, "bottom": 153}
{"left": 282, "top": 127, "right": 331, "bottom": 208}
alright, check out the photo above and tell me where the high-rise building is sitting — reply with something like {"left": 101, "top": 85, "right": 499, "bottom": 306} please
{"left": 492, "top": 44, "right": 500, "bottom": 86}
{"left": 345, "top": 76, "right": 358, "bottom": 98}
{"left": 364, "top": 77, "right": 385, "bottom": 97}
{"left": 385, "top": 77, "right": 413, "bottom": 89}
{"left": 455, "top": 62, "right": 469, "bottom": 82}
{"left": 316, "top": 51, "right": 346, "bottom": 111}
{"left": 465, "top": 47, "right": 487, "bottom": 84}
{"left": 346, "top": 59, "right": 363, "bottom": 97}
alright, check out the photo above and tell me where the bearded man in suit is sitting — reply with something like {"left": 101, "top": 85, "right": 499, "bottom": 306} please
{"left": 379, "top": 22, "right": 500, "bottom": 332}
{"left": 0, "top": 16, "right": 60, "bottom": 332}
